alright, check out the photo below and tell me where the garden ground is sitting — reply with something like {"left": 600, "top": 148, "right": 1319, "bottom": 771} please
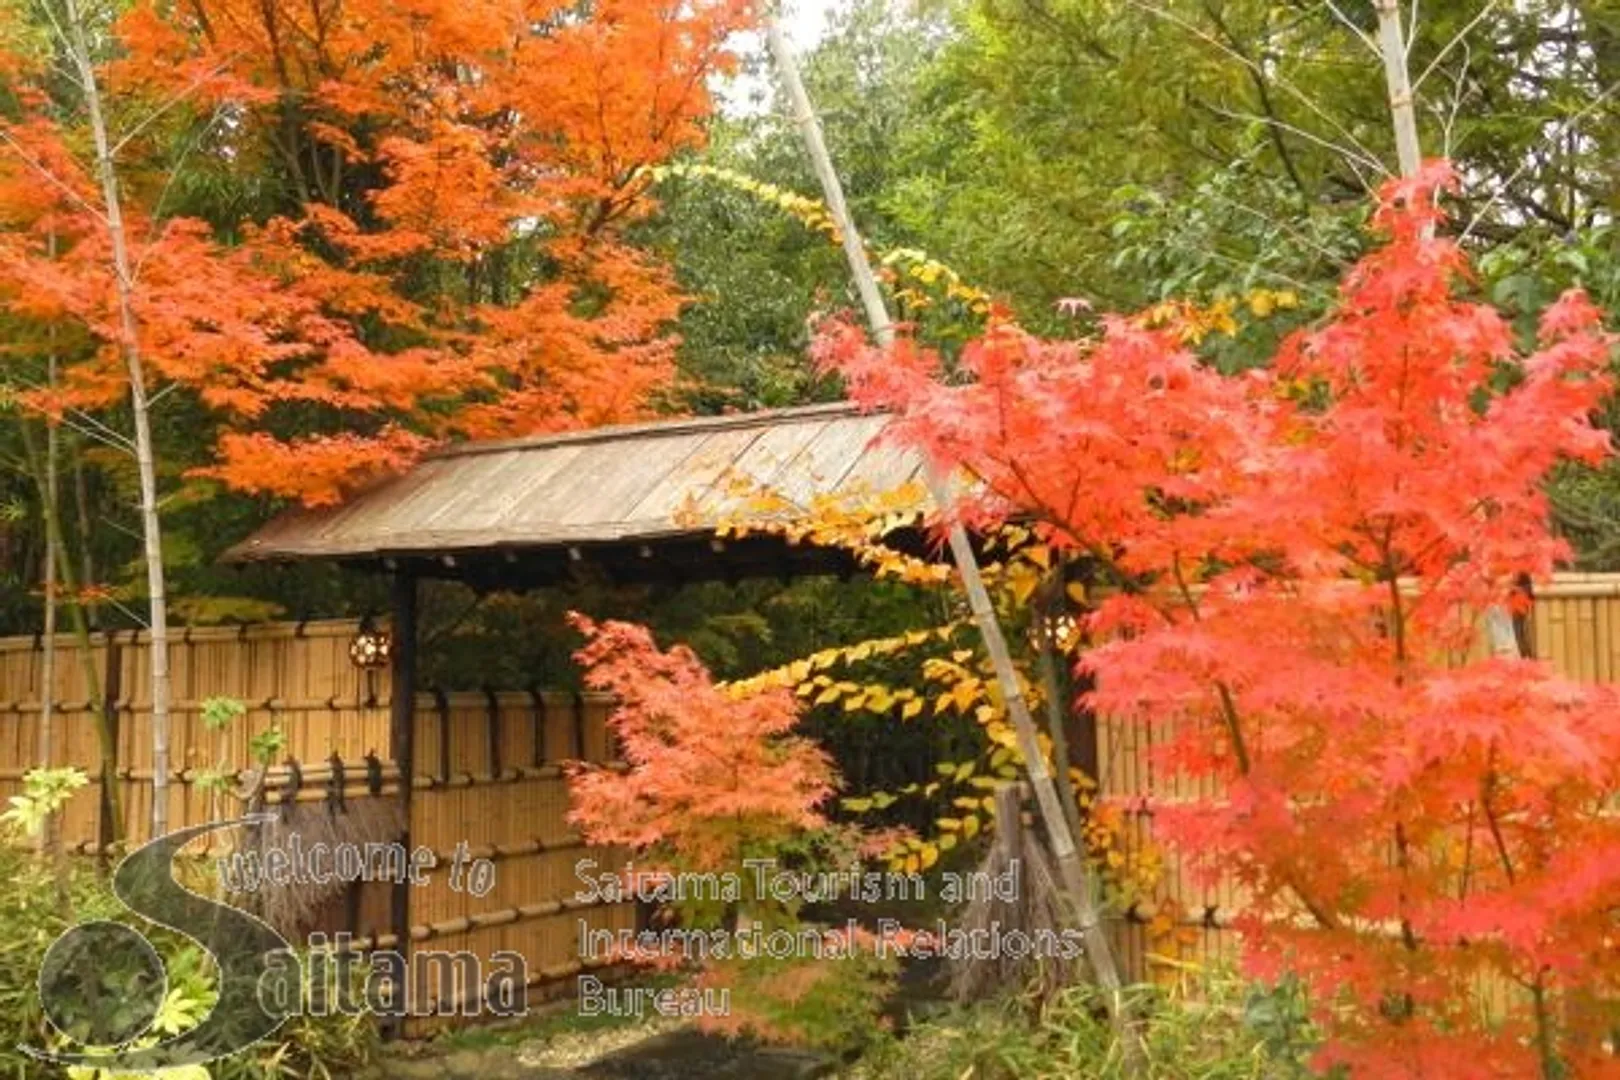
{"left": 382, "top": 1015, "right": 834, "bottom": 1080}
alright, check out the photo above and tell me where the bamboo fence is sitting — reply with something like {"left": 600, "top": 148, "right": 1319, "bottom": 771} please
{"left": 0, "top": 619, "right": 634, "bottom": 1033}
{"left": 2, "top": 573, "right": 1617, "bottom": 1015}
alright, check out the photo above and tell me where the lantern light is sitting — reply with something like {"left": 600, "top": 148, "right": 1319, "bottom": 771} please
{"left": 1030, "top": 612, "right": 1081, "bottom": 654}
{"left": 348, "top": 615, "right": 392, "bottom": 669}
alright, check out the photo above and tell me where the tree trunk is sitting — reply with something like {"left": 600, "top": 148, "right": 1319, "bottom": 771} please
{"left": 73, "top": 448, "right": 97, "bottom": 629}
{"left": 1373, "top": 0, "right": 1422, "bottom": 177}
{"left": 62, "top": 0, "right": 174, "bottom": 840}
{"left": 764, "top": 20, "right": 1141, "bottom": 1068}
{"left": 1370, "top": 4, "right": 1521, "bottom": 665}
{"left": 1036, "top": 613, "right": 1088, "bottom": 845}
{"left": 19, "top": 422, "right": 123, "bottom": 842}
{"left": 38, "top": 399, "right": 58, "bottom": 858}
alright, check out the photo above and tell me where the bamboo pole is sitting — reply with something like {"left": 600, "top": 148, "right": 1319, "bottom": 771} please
{"left": 1372, "top": 0, "right": 1523, "bottom": 661}
{"left": 763, "top": 18, "right": 1140, "bottom": 1063}
{"left": 61, "top": 0, "right": 176, "bottom": 839}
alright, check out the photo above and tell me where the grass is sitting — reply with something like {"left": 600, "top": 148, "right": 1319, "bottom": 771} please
{"left": 844, "top": 968, "right": 1323, "bottom": 1080}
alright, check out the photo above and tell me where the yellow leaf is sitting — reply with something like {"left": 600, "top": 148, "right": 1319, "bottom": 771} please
{"left": 919, "top": 843, "right": 939, "bottom": 870}
{"left": 901, "top": 699, "right": 924, "bottom": 720}
{"left": 1011, "top": 571, "right": 1038, "bottom": 606}
{"left": 962, "top": 815, "right": 981, "bottom": 840}
{"left": 987, "top": 723, "right": 1018, "bottom": 750}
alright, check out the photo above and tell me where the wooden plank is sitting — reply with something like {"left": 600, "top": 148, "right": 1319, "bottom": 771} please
{"left": 622, "top": 426, "right": 777, "bottom": 524}
{"left": 388, "top": 575, "right": 418, "bottom": 1041}
{"left": 709, "top": 418, "right": 833, "bottom": 507}
{"left": 420, "top": 445, "right": 588, "bottom": 534}
{"left": 552, "top": 432, "right": 713, "bottom": 528}
{"left": 752, "top": 415, "right": 890, "bottom": 513}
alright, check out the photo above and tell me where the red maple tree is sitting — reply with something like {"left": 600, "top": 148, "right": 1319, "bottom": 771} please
{"left": 819, "top": 163, "right": 1620, "bottom": 1077}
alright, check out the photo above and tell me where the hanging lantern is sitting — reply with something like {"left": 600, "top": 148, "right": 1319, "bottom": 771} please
{"left": 347, "top": 615, "right": 392, "bottom": 669}
{"left": 1029, "top": 612, "right": 1081, "bottom": 654}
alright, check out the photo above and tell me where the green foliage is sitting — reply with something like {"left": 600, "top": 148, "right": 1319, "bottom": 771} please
{"left": 1, "top": 767, "right": 89, "bottom": 839}
{"left": 0, "top": 847, "right": 381, "bottom": 1080}
{"left": 58, "top": 945, "right": 217, "bottom": 1080}
{"left": 211, "top": 988, "right": 381, "bottom": 1080}
{"left": 0, "top": 853, "right": 128, "bottom": 1077}
{"left": 0, "top": 772, "right": 376, "bottom": 1078}
{"left": 247, "top": 726, "right": 287, "bottom": 768}
{"left": 706, "top": 945, "right": 900, "bottom": 1056}
{"left": 201, "top": 697, "right": 248, "bottom": 732}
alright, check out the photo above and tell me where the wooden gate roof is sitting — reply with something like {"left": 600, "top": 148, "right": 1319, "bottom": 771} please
{"left": 225, "top": 403, "right": 925, "bottom": 580}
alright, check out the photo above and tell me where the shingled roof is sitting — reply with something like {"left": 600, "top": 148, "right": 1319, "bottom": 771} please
{"left": 225, "top": 403, "right": 924, "bottom": 573}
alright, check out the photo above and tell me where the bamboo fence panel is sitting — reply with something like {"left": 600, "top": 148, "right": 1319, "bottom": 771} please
{"left": 402, "top": 692, "right": 632, "bottom": 1034}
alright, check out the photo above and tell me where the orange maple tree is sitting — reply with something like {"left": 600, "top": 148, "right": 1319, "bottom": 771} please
{"left": 566, "top": 612, "right": 840, "bottom": 873}
{"left": 1, "top": 0, "right": 752, "bottom": 504}
{"left": 565, "top": 613, "right": 901, "bottom": 1050}
{"left": 819, "top": 163, "right": 1620, "bottom": 1077}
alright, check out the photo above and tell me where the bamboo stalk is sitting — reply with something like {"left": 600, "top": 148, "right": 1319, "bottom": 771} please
{"left": 61, "top": 0, "right": 176, "bottom": 840}
{"left": 764, "top": 18, "right": 1141, "bottom": 1065}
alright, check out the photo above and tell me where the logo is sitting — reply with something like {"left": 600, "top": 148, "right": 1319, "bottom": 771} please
{"left": 25, "top": 815, "right": 294, "bottom": 1071}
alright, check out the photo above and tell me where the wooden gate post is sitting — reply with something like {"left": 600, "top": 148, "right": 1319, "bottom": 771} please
{"left": 385, "top": 571, "right": 417, "bottom": 1038}
{"left": 97, "top": 631, "right": 123, "bottom": 860}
